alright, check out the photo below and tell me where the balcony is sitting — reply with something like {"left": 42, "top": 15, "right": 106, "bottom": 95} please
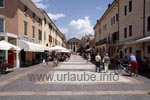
{"left": 96, "top": 38, "right": 108, "bottom": 46}
{"left": 112, "top": 32, "right": 119, "bottom": 44}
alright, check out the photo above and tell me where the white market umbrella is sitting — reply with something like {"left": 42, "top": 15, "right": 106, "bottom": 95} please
{"left": 49, "top": 46, "right": 66, "bottom": 51}
{"left": 0, "top": 40, "right": 21, "bottom": 51}
{"left": 58, "top": 49, "right": 70, "bottom": 53}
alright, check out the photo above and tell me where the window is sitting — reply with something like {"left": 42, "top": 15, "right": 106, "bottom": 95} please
{"left": 99, "top": 28, "right": 101, "bottom": 34}
{"left": 113, "top": 16, "right": 115, "bottom": 24}
{"left": 129, "top": 0, "right": 132, "bottom": 12}
{"left": 32, "top": 26, "right": 35, "bottom": 38}
{"left": 24, "top": 21, "right": 27, "bottom": 35}
{"left": 49, "top": 35, "right": 52, "bottom": 42}
{"left": 147, "top": 16, "right": 150, "bottom": 31}
{"left": 103, "top": 24, "right": 107, "bottom": 31}
{"left": 38, "top": 30, "right": 42, "bottom": 40}
{"left": 0, "top": 17, "right": 4, "bottom": 32}
{"left": 147, "top": 46, "right": 150, "bottom": 54}
{"left": 24, "top": 5, "right": 28, "bottom": 13}
{"left": 124, "top": 27, "right": 127, "bottom": 38}
{"left": 129, "top": 47, "right": 132, "bottom": 53}
{"left": 39, "top": 18, "right": 42, "bottom": 25}
{"left": 124, "top": 5, "right": 127, "bottom": 16}
{"left": 116, "top": 13, "right": 118, "bottom": 22}
{"left": 111, "top": 18, "right": 113, "bottom": 25}
{"left": 0, "top": 0, "right": 4, "bottom": 7}
{"left": 32, "top": 13, "right": 35, "bottom": 19}
{"left": 49, "top": 23, "right": 52, "bottom": 29}
{"left": 129, "top": 25, "right": 132, "bottom": 36}
{"left": 44, "top": 18, "right": 46, "bottom": 24}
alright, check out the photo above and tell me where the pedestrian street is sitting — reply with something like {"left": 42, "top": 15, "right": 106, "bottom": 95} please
{"left": 0, "top": 55, "right": 150, "bottom": 100}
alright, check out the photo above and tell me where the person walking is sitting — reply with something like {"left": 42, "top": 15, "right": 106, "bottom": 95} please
{"left": 87, "top": 53, "right": 91, "bottom": 63}
{"left": 129, "top": 53, "right": 138, "bottom": 77}
{"left": 53, "top": 55, "right": 58, "bottom": 67}
{"left": 95, "top": 53, "right": 101, "bottom": 72}
{"left": 44, "top": 52, "right": 49, "bottom": 65}
{"left": 103, "top": 53, "right": 110, "bottom": 73}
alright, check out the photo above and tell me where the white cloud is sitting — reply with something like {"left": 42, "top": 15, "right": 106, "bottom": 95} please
{"left": 35, "top": 3, "right": 48, "bottom": 9}
{"left": 32, "top": 0, "right": 43, "bottom": 2}
{"left": 96, "top": 6, "right": 103, "bottom": 10}
{"left": 65, "top": 16, "right": 94, "bottom": 40}
{"left": 59, "top": 27, "right": 68, "bottom": 34}
{"left": 48, "top": 13, "right": 66, "bottom": 20}
{"left": 32, "top": 0, "right": 49, "bottom": 9}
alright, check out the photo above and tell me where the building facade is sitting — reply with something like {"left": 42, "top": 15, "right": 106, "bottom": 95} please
{"left": 94, "top": 0, "right": 119, "bottom": 58}
{"left": 94, "top": 0, "right": 150, "bottom": 60}
{"left": 67, "top": 37, "right": 81, "bottom": 52}
{"left": 0, "top": 0, "right": 66, "bottom": 68}
{"left": 40, "top": 9, "right": 66, "bottom": 48}
{"left": 81, "top": 34, "right": 94, "bottom": 49}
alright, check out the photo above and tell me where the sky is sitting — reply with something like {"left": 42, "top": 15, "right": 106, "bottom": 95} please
{"left": 32, "top": 0, "right": 113, "bottom": 40}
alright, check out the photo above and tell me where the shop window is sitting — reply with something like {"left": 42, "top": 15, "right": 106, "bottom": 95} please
{"left": 147, "top": 46, "right": 150, "bottom": 54}
{"left": 0, "top": 17, "right": 4, "bottom": 32}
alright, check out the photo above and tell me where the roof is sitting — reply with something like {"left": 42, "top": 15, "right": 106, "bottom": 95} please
{"left": 67, "top": 37, "right": 81, "bottom": 43}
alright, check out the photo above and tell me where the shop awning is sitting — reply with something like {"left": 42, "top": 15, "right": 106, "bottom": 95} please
{"left": 126, "top": 36, "right": 150, "bottom": 44}
{"left": 0, "top": 40, "right": 21, "bottom": 51}
{"left": 49, "top": 45, "right": 67, "bottom": 51}
{"left": 18, "top": 40, "right": 51, "bottom": 52}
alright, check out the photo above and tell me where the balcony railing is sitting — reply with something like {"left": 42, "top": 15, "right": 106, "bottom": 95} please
{"left": 96, "top": 38, "right": 108, "bottom": 46}
{"left": 96, "top": 37, "right": 119, "bottom": 46}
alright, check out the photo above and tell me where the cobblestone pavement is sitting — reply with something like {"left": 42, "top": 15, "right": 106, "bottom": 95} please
{"left": 0, "top": 55, "right": 150, "bottom": 100}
